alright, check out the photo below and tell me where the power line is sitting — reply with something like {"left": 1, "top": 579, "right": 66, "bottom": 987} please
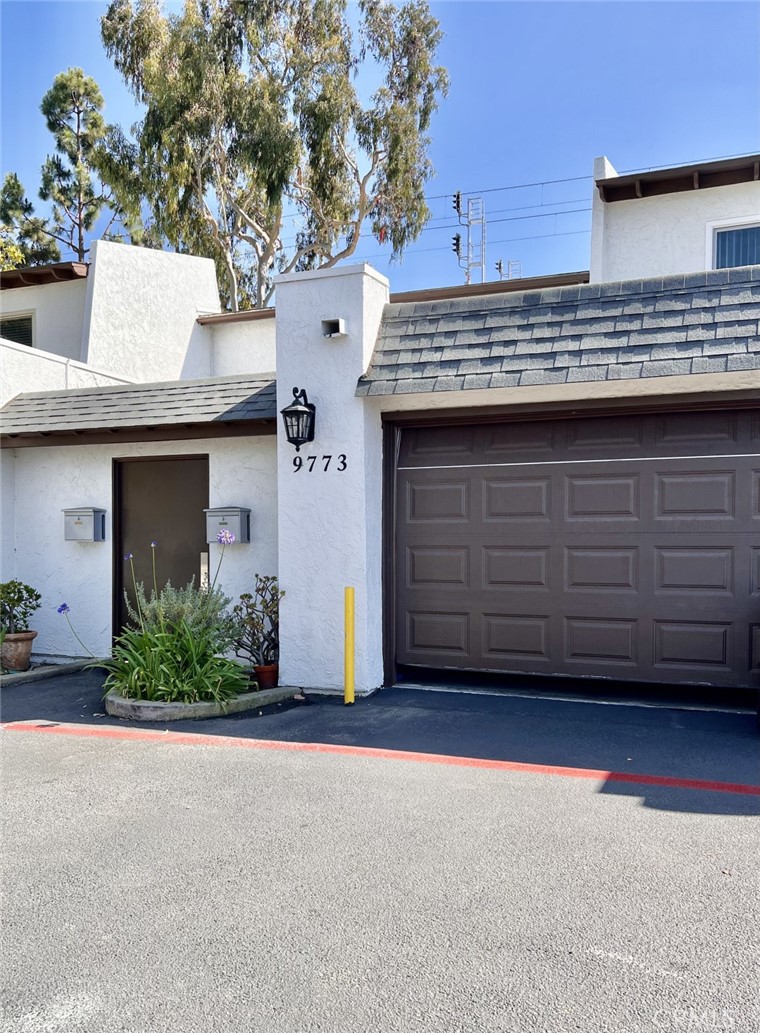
{"left": 274, "top": 201, "right": 592, "bottom": 250}
{"left": 426, "top": 173, "right": 591, "bottom": 201}
{"left": 355, "top": 226, "right": 591, "bottom": 264}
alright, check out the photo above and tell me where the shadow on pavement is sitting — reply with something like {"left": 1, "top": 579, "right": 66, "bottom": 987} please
{"left": 2, "top": 669, "right": 758, "bottom": 816}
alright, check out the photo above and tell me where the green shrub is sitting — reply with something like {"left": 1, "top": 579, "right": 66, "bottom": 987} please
{"left": 233, "top": 575, "right": 284, "bottom": 666}
{"left": 0, "top": 580, "right": 42, "bottom": 633}
{"left": 101, "top": 620, "right": 249, "bottom": 704}
{"left": 124, "top": 577, "right": 240, "bottom": 653}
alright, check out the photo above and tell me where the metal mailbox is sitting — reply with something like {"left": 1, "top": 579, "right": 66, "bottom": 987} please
{"left": 204, "top": 507, "right": 251, "bottom": 544}
{"left": 63, "top": 507, "right": 107, "bottom": 542}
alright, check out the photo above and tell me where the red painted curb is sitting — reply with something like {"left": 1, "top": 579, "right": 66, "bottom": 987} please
{"left": 2, "top": 720, "right": 759, "bottom": 797}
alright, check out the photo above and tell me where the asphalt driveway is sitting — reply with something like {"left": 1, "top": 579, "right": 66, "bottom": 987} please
{"left": 2, "top": 716, "right": 759, "bottom": 1033}
{"left": 2, "top": 673, "right": 759, "bottom": 1032}
{"left": 1, "top": 669, "right": 758, "bottom": 800}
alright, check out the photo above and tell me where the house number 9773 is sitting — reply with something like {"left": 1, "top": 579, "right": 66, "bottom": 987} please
{"left": 293, "top": 455, "right": 347, "bottom": 472}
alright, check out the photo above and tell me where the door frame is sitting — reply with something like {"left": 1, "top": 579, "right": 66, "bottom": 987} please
{"left": 111, "top": 454, "right": 210, "bottom": 643}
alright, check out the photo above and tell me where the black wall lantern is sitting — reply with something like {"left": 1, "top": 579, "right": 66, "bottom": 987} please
{"left": 280, "top": 387, "right": 316, "bottom": 451}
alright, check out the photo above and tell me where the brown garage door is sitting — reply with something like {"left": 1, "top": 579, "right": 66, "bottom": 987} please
{"left": 395, "top": 409, "right": 760, "bottom": 688}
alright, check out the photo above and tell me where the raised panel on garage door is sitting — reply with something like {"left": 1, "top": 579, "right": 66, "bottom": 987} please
{"left": 395, "top": 411, "right": 760, "bottom": 690}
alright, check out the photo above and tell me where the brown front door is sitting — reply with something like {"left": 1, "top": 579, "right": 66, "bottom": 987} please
{"left": 114, "top": 456, "right": 209, "bottom": 634}
{"left": 395, "top": 409, "right": 760, "bottom": 690}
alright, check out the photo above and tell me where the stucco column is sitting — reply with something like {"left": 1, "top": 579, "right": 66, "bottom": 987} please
{"left": 589, "top": 155, "right": 618, "bottom": 284}
{"left": 274, "top": 263, "right": 389, "bottom": 694}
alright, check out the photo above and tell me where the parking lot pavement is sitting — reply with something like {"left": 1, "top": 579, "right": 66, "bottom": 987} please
{"left": 2, "top": 722, "right": 759, "bottom": 1033}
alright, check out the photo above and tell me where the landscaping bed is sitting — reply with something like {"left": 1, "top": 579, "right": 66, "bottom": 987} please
{"left": 104, "top": 684, "right": 299, "bottom": 721}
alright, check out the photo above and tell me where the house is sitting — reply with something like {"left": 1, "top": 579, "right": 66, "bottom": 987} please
{"left": 1, "top": 152, "right": 759, "bottom": 697}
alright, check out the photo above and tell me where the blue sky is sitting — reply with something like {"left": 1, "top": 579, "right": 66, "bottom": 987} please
{"left": 2, "top": 1, "right": 758, "bottom": 294}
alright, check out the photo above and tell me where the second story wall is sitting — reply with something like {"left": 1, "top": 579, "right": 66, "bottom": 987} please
{"left": 0, "top": 338, "right": 133, "bottom": 407}
{"left": 591, "top": 155, "right": 760, "bottom": 282}
{"left": 206, "top": 314, "right": 277, "bottom": 377}
{"left": 0, "top": 278, "right": 87, "bottom": 360}
{"left": 83, "top": 240, "right": 220, "bottom": 382}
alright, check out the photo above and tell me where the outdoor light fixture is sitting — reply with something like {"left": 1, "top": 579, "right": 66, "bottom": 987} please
{"left": 280, "top": 387, "right": 315, "bottom": 451}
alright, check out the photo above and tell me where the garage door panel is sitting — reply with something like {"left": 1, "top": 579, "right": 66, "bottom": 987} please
{"left": 407, "top": 479, "right": 470, "bottom": 522}
{"left": 482, "top": 614, "right": 551, "bottom": 661}
{"left": 483, "top": 477, "right": 551, "bottom": 522}
{"left": 655, "top": 470, "right": 736, "bottom": 520}
{"left": 654, "top": 547, "right": 734, "bottom": 594}
{"left": 653, "top": 621, "right": 732, "bottom": 670}
{"left": 565, "top": 617, "right": 639, "bottom": 665}
{"left": 751, "top": 627, "right": 760, "bottom": 671}
{"left": 404, "top": 425, "right": 477, "bottom": 459}
{"left": 407, "top": 546, "right": 470, "bottom": 588}
{"left": 654, "top": 411, "right": 738, "bottom": 446}
{"left": 565, "top": 416, "right": 644, "bottom": 451}
{"left": 405, "top": 611, "right": 470, "bottom": 657}
{"left": 565, "top": 547, "right": 639, "bottom": 592}
{"left": 483, "top": 422, "right": 556, "bottom": 455}
{"left": 396, "top": 411, "right": 760, "bottom": 688}
{"left": 565, "top": 474, "right": 640, "bottom": 521}
{"left": 484, "top": 547, "right": 550, "bottom": 590}
{"left": 751, "top": 548, "right": 760, "bottom": 595}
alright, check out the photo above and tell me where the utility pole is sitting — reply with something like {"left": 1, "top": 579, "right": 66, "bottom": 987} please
{"left": 452, "top": 192, "right": 486, "bottom": 285}
{"left": 495, "top": 258, "right": 522, "bottom": 281}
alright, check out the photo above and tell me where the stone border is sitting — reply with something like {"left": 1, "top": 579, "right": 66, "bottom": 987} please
{"left": 104, "top": 685, "right": 298, "bottom": 722}
{"left": 0, "top": 659, "right": 101, "bottom": 687}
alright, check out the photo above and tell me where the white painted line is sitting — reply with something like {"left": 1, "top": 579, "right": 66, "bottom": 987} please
{"left": 398, "top": 452, "right": 760, "bottom": 472}
{"left": 395, "top": 682, "right": 754, "bottom": 714}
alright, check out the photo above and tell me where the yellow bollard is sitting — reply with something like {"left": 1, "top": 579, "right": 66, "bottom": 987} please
{"left": 344, "top": 586, "right": 355, "bottom": 705}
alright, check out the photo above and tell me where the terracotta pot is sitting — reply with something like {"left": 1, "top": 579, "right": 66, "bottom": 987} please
{"left": 253, "top": 663, "right": 279, "bottom": 691}
{"left": 1, "top": 630, "right": 38, "bottom": 672}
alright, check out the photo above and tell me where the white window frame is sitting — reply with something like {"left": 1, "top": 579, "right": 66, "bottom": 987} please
{"left": 0, "top": 309, "right": 35, "bottom": 348}
{"left": 705, "top": 214, "right": 760, "bottom": 270}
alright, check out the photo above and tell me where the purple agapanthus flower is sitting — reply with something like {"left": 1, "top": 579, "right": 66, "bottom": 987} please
{"left": 124, "top": 553, "right": 133, "bottom": 561}
{"left": 57, "top": 603, "right": 70, "bottom": 614}
{"left": 150, "top": 540, "right": 157, "bottom": 548}
{"left": 217, "top": 528, "right": 236, "bottom": 546}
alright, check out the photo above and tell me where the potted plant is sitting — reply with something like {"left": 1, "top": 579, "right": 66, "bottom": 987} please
{"left": 0, "top": 580, "right": 42, "bottom": 671}
{"left": 233, "top": 575, "right": 284, "bottom": 690}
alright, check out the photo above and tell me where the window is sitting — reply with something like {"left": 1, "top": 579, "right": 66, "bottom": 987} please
{"left": 0, "top": 314, "right": 33, "bottom": 346}
{"left": 714, "top": 224, "right": 760, "bottom": 269}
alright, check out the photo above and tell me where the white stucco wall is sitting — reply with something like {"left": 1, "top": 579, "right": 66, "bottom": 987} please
{"left": 0, "top": 278, "right": 87, "bottom": 360}
{"left": 0, "top": 338, "right": 133, "bottom": 407}
{"left": 5, "top": 434, "right": 277, "bottom": 661}
{"left": 83, "top": 240, "right": 220, "bottom": 382}
{"left": 211, "top": 316, "right": 277, "bottom": 376}
{"left": 0, "top": 449, "right": 15, "bottom": 585}
{"left": 590, "top": 156, "right": 760, "bottom": 282}
{"left": 275, "top": 263, "right": 389, "bottom": 695}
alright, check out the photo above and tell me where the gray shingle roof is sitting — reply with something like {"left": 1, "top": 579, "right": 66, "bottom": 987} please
{"left": 357, "top": 265, "right": 760, "bottom": 396}
{"left": 1, "top": 373, "right": 277, "bottom": 437}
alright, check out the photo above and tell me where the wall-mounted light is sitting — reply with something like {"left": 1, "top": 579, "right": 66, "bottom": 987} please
{"left": 280, "top": 387, "right": 315, "bottom": 451}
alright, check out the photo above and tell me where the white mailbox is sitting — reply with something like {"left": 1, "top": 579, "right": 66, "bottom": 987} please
{"left": 204, "top": 507, "right": 251, "bottom": 544}
{"left": 63, "top": 508, "right": 107, "bottom": 542}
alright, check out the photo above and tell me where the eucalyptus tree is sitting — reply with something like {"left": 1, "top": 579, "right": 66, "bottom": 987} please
{"left": 101, "top": 0, "right": 448, "bottom": 309}
{"left": 1, "top": 68, "right": 126, "bottom": 265}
